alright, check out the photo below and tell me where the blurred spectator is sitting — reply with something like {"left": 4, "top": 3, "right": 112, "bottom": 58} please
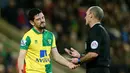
{"left": 1, "top": 0, "right": 9, "bottom": 8}
{"left": 0, "top": 64, "right": 5, "bottom": 73}
{"left": 2, "top": 0, "right": 18, "bottom": 28}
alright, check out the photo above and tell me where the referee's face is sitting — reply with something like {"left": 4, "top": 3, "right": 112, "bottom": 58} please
{"left": 85, "top": 9, "right": 91, "bottom": 25}
{"left": 33, "top": 12, "right": 46, "bottom": 29}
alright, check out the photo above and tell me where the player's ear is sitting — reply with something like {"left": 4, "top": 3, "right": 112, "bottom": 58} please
{"left": 30, "top": 20, "right": 34, "bottom": 26}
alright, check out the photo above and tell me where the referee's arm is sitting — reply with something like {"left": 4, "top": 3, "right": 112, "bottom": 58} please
{"left": 80, "top": 31, "right": 101, "bottom": 63}
{"left": 80, "top": 52, "right": 98, "bottom": 63}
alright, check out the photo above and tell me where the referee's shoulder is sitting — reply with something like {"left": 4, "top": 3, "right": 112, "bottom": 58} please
{"left": 97, "top": 24, "right": 106, "bottom": 32}
{"left": 97, "top": 25, "right": 109, "bottom": 37}
{"left": 92, "top": 25, "right": 102, "bottom": 32}
{"left": 91, "top": 25, "right": 106, "bottom": 35}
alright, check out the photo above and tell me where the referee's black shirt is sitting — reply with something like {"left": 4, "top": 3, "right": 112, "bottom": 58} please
{"left": 85, "top": 23, "right": 110, "bottom": 68}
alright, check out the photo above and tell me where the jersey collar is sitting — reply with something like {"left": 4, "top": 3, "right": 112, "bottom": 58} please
{"left": 32, "top": 27, "right": 45, "bottom": 34}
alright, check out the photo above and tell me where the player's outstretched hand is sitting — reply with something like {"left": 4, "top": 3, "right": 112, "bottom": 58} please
{"left": 67, "top": 62, "right": 80, "bottom": 69}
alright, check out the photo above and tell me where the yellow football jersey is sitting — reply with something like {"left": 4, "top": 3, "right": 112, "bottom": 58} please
{"left": 20, "top": 27, "right": 56, "bottom": 73}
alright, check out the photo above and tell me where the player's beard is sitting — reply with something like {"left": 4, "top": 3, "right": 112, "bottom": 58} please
{"left": 39, "top": 22, "right": 46, "bottom": 29}
{"left": 39, "top": 26, "right": 46, "bottom": 30}
{"left": 35, "top": 22, "right": 46, "bottom": 30}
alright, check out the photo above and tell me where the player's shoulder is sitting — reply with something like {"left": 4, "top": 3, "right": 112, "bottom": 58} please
{"left": 44, "top": 29, "right": 54, "bottom": 35}
{"left": 23, "top": 29, "right": 33, "bottom": 37}
{"left": 44, "top": 30, "right": 55, "bottom": 39}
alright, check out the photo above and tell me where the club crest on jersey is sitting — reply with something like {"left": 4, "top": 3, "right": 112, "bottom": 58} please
{"left": 48, "top": 39, "right": 51, "bottom": 44}
{"left": 35, "top": 40, "right": 38, "bottom": 44}
{"left": 20, "top": 40, "right": 27, "bottom": 46}
{"left": 91, "top": 40, "right": 98, "bottom": 49}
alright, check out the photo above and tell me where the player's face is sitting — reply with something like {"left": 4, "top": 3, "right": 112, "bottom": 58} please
{"left": 84, "top": 9, "right": 90, "bottom": 25}
{"left": 33, "top": 12, "right": 46, "bottom": 29}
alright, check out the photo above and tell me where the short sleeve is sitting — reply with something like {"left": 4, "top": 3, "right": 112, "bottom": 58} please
{"left": 20, "top": 35, "right": 31, "bottom": 50}
{"left": 89, "top": 31, "right": 102, "bottom": 53}
{"left": 51, "top": 34, "right": 57, "bottom": 48}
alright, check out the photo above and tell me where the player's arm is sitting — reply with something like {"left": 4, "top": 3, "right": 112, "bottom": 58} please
{"left": 17, "top": 36, "right": 31, "bottom": 73}
{"left": 18, "top": 50, "right": 27, "bottom": 73}
{"left": 51, "top": 48, "right": 75, "bottom": 67}
{"left": 51, "top": 34, "right": 78, "bottom": 69}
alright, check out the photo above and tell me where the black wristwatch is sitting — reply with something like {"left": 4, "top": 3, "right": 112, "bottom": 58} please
{"left": 78, "top": 58, "right": 81, "bottom": 64}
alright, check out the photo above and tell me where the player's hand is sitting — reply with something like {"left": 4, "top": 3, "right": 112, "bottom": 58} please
{"left": 71, "top": 58, "right": 78, "bottom": 64}
{"left": 19, "top": 70, "right": 23, "bottom": 73}
{"left": 67, "top": 62, "right": 79, "bottom": 69}
{"left": 65, "top": 48, "right": 80, "bottom": 58}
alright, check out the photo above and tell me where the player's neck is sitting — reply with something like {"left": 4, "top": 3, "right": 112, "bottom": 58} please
{"left": 34, "top": 27, "right": 44, "bottom": 33}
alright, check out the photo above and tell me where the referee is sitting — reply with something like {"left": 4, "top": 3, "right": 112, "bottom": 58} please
{"left": 65, "top": 6, "right": 110, "bottom": 73}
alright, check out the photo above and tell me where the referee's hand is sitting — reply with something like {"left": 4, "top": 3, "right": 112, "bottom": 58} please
{"left": 65, "top": 48, "right": 80, "bottom": 58}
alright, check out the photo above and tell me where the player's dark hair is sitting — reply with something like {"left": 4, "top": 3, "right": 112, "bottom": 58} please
{"left": 28, "top": 8, "right": 42, "bottom": 21}
{"left": 89, "top": 6, "right": 104, "bottom": 21}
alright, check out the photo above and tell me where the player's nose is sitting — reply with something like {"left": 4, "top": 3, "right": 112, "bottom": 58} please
{"left": 41, "top": 19, "right": 45, "bottom": 23}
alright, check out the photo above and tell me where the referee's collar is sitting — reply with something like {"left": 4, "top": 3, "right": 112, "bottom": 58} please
{"left": 94, "top": 22, "right": 101, "bottom": 25}
{"left": 90, "top": 22, "right": 101, "bottom": 29}
{"left": 32, "top": 27, "right": 45, "bottom": 34}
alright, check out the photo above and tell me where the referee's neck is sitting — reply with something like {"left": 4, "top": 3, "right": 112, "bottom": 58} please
{"left": 89, "top": 20, "right": 100, "bottom": 28}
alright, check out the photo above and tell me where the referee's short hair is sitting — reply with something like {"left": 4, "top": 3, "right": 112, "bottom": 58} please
{"left": 89, "top": 6, "right": 104, "bottom": 20}
{"left": 28, "top": 8, "right": 42, "bottom": 21}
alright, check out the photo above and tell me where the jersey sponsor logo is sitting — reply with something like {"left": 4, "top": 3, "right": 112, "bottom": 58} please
{"left": 40, "top": 50, "right": 47, "bottom": 58}
{"left": 36, "top": 50, "right": 50, "bottom": 63}
{"left": 91, "top": 40, "right": 98, "bottom": 49}
{"left": 20, "top": 40, "right": 27, "bottom": 46}
{"left": 36, "top": 58, "right": 50, "bottom": 63}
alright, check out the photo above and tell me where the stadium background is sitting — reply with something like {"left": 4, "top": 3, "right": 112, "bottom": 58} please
{"left": 0, "top": 0, "right": 130, "bottom": 73}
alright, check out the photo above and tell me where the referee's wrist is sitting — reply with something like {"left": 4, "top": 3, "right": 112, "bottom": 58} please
{"left": 78, "top": 58, "right": 81, "bottom": 64}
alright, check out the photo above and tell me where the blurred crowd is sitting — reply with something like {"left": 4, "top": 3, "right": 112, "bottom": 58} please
{"left": 1, "top": 0, "right": 130, "bottom": 73}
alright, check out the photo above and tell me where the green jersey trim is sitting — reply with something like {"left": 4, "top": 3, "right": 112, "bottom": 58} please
{"left": 32, "top": 27, "right": 46, "bottom": 34}
{"left": 42, "top": 30, "right": 53, "bottom": 46}
{"left": 52, "top": 47, "right": 56, "bottom": 49}
{"left": 32, "top": 27, "right": 41, "bottom": 34}
{"left": 20, "top": 36, "right": 31, "bottom": 50}
{"left": 45, "top": 60, "right": 52, "bottom": 73}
